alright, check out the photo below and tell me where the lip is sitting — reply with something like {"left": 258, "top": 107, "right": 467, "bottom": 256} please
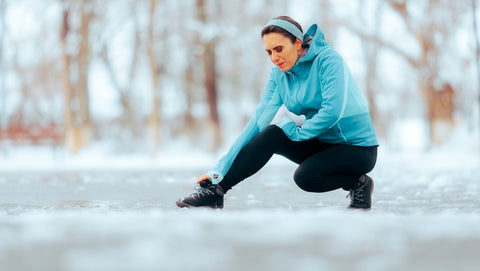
{"left": 277, "top": 62, "right": 285, "bottom": 68}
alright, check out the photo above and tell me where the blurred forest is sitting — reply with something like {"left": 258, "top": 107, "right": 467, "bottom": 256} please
{"left": 0, "top": 0, "right": 478, "bottom": 155}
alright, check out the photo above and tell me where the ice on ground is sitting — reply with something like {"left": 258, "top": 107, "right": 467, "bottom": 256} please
{"left": 1, "top": 209, "right": 480, "bottom": 271}
{"left": 0, "top": 146, "right": 480, "bottom": 271}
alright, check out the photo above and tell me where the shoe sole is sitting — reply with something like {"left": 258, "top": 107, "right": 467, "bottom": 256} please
{"left": 175, "top": 200, "right": 224, "bottom": 209}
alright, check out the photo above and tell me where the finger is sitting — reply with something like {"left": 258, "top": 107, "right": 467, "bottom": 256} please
{"left": 196, "top": 174, "right": 211, "bottom": 184}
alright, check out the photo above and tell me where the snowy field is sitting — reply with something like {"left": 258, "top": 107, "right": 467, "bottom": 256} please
{"left": 1, "top": 147, "right": 480, "bottom": 271}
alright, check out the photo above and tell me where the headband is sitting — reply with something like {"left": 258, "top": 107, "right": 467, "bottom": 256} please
{"left": 265, "top": 19, "right": 304, "bottom": 41}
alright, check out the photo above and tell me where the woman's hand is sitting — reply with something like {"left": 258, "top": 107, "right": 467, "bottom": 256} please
{"left": 196, "top": 174, "right": 211, "bottom": 184}
{"left": 196, "top": 173, "right": 220, "bottom": 187}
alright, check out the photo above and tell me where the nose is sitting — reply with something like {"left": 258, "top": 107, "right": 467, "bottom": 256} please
{"left": 270, "top": 52, "right": 279, "bottom": 63}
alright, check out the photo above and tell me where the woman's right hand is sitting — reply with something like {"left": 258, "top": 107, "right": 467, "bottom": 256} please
{"left": 196, "top": 174, "right": 211, "bottom": 184}
{"left": 196, "top": 173, "right": 220, "bottom": 187}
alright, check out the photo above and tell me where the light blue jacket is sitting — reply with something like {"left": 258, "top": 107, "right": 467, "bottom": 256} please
{"left": 209, "top": 24, "right": 378, "bottom": 183}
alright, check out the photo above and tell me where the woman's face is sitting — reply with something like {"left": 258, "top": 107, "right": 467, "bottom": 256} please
{"left": 262, "top": 33, "right": 302, "bottom": 72}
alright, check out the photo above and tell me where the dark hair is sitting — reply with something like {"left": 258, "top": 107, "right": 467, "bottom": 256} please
{"left": 261, "top": 16, "right": 303, "bottom": 44}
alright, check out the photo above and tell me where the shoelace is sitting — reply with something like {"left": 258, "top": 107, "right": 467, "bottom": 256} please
{"left": 346, "top": 185, "right": 365, "bottom": 203}
{"left": 191, "top": 185, "right": 215, "bottom": 199}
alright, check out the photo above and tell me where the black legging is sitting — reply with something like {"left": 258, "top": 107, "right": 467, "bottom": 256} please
{"left": 218, "top": 125, "right": 377, "bottom": 192}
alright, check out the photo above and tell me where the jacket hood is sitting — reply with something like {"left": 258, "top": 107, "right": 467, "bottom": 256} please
{"left": 291, "top": 24, "right": 330, "bottom": 69}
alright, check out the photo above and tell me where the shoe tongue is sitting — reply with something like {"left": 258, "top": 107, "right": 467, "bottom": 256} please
{"left": 353, "top": 175, "right": 366, "bottom": 189}
{"left": 358, "top": 175, "right": 366, "bottom": 184}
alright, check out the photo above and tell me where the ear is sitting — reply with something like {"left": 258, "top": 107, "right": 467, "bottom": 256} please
{"left": 295, "top": 39, "right": 302, "bottom": 50}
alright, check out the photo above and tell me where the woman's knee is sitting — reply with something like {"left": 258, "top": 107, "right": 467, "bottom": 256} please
{"left": 293, "top": 166, "right": 317, "bottom": 192}
{"left": 294, "top": 165, "right": 337, "bottom": 192}
{"left": 256, "top": 125, "right": 287, "bottom": 144}
{"left": 261, "top": 125, "right": 284, "bottom": 138}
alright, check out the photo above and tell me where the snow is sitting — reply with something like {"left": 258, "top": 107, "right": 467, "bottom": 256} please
{"left": 1, "top": 145, "right": 480, "bottom": 271}
{"left": 2, "top": 209, "right": 479, "bottom": 271}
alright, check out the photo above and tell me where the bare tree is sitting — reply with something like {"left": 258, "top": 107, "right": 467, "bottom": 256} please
{"left": 180, "top": 3, "right": 198, "bottom": 142}
{"left": 97, "top": 1, "right": 142, "bottom": 139}
{"left": 0, "top": 1, "right": 63, "bottom": 145}
{"left": 146, "top": 0, "right": 165, "bottom": 155}
{"left": 195, "top": 0, "right": 221, "bottom": 150}
{"left": 387, "top": 0, "right": 463, "bottom": 144}
{"left": 60, "top": 0, "right": 94, "bottom": 152}
{"left": 348, "top": 0, "right": 469, "bottom": 145}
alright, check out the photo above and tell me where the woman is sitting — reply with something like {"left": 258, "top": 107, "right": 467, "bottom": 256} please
{"left": 176, "top": 16, "right": 378, "bottom": 210}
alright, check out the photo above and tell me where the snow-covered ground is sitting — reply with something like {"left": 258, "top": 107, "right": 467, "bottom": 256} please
{"left": 1, "top": 146, "right": 480, "bottom": 271}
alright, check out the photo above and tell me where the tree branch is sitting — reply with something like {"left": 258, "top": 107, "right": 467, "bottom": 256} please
{"left": 343, "top": 23, "right": 421, "bottom": 68}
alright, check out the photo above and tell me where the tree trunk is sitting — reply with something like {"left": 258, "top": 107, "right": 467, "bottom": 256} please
{"left": 203, "top": 39, "right": 222, "bottom": 149}
{"left": 60, "top": 6, "right": 76, "bottom": 152}
{"left": 60, "top": 0, "right": 93, "bottom": 153}
{"left": 184, "top": 64, "right": 196, "bottom": 139}
{"left": 77, "top": 0, "right": 93, "bottom": 148}
{"left": 147, "top": 0, "right": 161, "bottom": 155}
{"left": 196, "top": 0, "right": 222, "bottom": 150}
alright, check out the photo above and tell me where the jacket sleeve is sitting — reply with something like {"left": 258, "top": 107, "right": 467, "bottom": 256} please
{"left": 209, "top": 71, "right": 283, "bottom": 183}
{"left": 279, "top": 54, "right": 349, "bottom": 141}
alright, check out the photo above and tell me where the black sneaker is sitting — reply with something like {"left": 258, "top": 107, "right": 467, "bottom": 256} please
{"left": 347, "top": 175, "right": 374, "bottom": 209}
{"left": 176, "top": 180, "right": 225, "bottom": 209}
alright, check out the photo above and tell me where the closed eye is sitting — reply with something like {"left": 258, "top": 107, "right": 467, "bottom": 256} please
{"left": 266, "top": 46, "right": 283, "bottom": 56}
